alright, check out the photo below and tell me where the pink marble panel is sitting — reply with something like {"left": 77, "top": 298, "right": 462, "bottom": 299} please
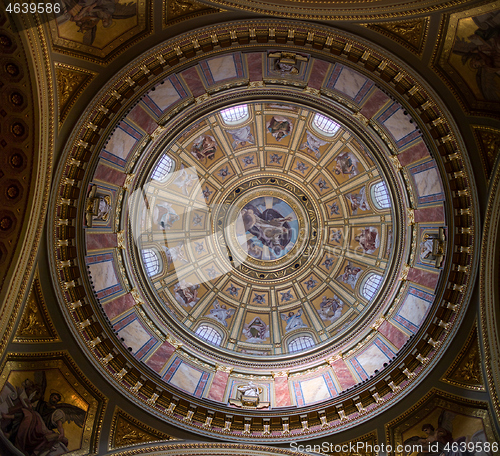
{"left": 207, "top": 370, "right": 229, "bottom": 402}
{"left": 127, "top": 104, "right": 158, "bottom": 135}
{"left": 309, "top": 59, "right": 330, "bottom": 89}
{"left": 331, "top": 359, "right": 357, "bottom": 390}
{"left": 398, "top": 141, "right": 430, "bottom": 167}
{"left": 274, "top": 376, "right": 291, "bottom": 407}
{"left": 246, "top": 52, "right": 263, "bottom": 81}
{"left": 94, "top": 163, "right": 126, "bottom": 186}
{"left": 146, "top": 341, "right": 176, "bottom": 374}
{"left": 378, "top": 320, "right": 408, "bottom": 349}
{"left": 414, "top": 205, "right": 445, "bottom": 223}
{"left": 86, "top": 233, "right": 117, "bottom": 251}
{"left": 103, "top": 293, "right": 135, "bottom": 320}
{"left": 181, "top": 67, "right": 206, "bottom": 98}
{"left": 408, "top": 267, "right": 439, "bottom": 290}
{"left": 360, "top": 89, "right": 390, "bottom": 119}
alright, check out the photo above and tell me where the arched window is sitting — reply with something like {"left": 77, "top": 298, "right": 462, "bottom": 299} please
{"left": 288, "top": 335, "right": 315, "bottom": 353}
{"left": 196, "top": 325, "right": 223, "bottom": 346}
{"left": 313, "top": 113, "right": 340, "bottom": 136}
{"left": 220, "top": 105, "right": 249, "bottom": 124}
{"left": 371, "top": 181, "right": 391, "bottom": 209}
{"left": 151, "top": 154, "right": 173, "bottom": 182}
{"left": 142, "top": 248, "right": 160, "bottom": 277}
{"left": 361, "top": 273, "right": 383, "bottom": 301}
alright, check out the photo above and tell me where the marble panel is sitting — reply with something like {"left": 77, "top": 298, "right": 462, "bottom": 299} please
{"left": 169, "top": 362, "right": 203, "bottom": 395}
{"left": 118, "top": 319, "right": 151, "bottom": 353}
{"left": 309, "top": 59, "right": 329, "bottom": 89}
{"left": 399, "top": 293, "right": 431, "bottom": 327}
{"left": 103, "top": 293, "right": 135, "bottom": 321}
{"left": 246, "top": 53, "right": 263, "bottom": 81}
{"left": 208, "top": 56, "right": 237, "bottom": 82}
{"left": 378, "top": 320, "right": 408, "bottom": 349}
{"left": 146, "top": 341, "right": 176, "bottom": 374}
{"left": 88, "top": 260, "right": 118, "bottom": 292}
{"left": 300, "top": 376, "right": 331, "bottom": 404}
{"left": 383, "top": 108, "right": 417, "bottom": 141}
{"left": 356, "top": 343, "right": 389, "bottom": 376}
{"left": 104, "top": 127, "right": 137, "bottom": 160}
{"left": 148, "top": 79, "right": 181, "bottom": 111}
{"left": 274, "top": 376, "right": 291, "bottom": 407}
{"left": 413, "top": 168, "right": 442, "bottom": 197}
{"left": 181, "top": 68, "right": 206, "bottom": 98}
{"left": 360, "top": 89, "right": 390, "bottom": 119}
{"left": 331, "top": 359, "right": 357, "bottom": 390}
{"left": 86, "top": 233, "right": 117, "bottom": 251}
{"left": 398, "top": 141, "right": 430, "bottom": 167}
{"left": 408, "top": 268, "right": 439, "bottom": 290}
{"left": 127, "top": 104, "right": 157, "bottom": 134}
{"left": 93, "top": 162, "right": 126, "bottom": 186}
{"left": 207, "top": 370, "right": 229, "bottom": 402}
{"left": 334, "top": 67, "right": 367, "bottom": 99}
{"left": 415, "top": 205, "right": 445, "bottom": 223}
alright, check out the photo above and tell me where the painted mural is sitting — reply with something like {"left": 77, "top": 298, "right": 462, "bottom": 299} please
{"left": 0, "top": 356, "right": 104, "bottom": 456}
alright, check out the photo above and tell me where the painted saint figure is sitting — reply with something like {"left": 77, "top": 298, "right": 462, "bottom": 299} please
{"left": 317, "top": 295, "right": 343, "bottom": 323}
{"left": 354, "top": 227, "right": 380, "bottom": 254}
{"left": 162, "top": 242, "right": 188, "bottom": 268}
{"left": 173, "top": 280, "right": 200, "bottom": 307}
{"left": 345, "top": 187, "right": 370, "bottom": 215}
{"left": 228, "top": 126, "right": 255, "bottom": 148}
{"left": 267, "top": 116, "right": 293, "bottom": 141}
{"left": 337, "top": 262, "right": 362, "bottom": 289}
{"left": 300, "top": 130, "right": 328, "bottom": 158}
{"left": 190, "top": 135, "right": 217, "bottom": 162}
{"left": 154, "top": 201, "right": 180, "bottom": 230}
{"left": 334, "top": 152, "right": 360, "bottom": 178}
{"left": 207, "top": 300, "right": 235, "bottom": 327}
{"left": 241, "top": 203, "right": 293, "bottom": 258}
{"left": 281, "top": 309, "right": 307, "bottom": 333}
{"left": 242, "top": 317, "right": 269, "bottom": 343}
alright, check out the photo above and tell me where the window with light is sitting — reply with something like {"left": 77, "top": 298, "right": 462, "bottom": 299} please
{"left": 371, "top": 181, "right": 391, "bottom": 209}
{"left": 142, "top": 249, "right": 160, "bottom": 277}
{"left": 313, "top": 113, "right": 340, "bottom": 136}
{"left": 220, "top": 104, "right": 249, "bottom": 124}
{"left": 151, "top": 154, "right": 173, "bottom": 182}
{"left": 288, "top": 335, "right": 315, "bottom": 353}
{"left": 196, "top": 325, "right": 223, "bottom": 346}
{"left": 361, "top": 273, "right": 383, "bottom": 301}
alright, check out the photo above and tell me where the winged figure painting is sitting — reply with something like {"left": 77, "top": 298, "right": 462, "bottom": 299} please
{"left": 0, "top": 371, "right": 86, "bottom": 456}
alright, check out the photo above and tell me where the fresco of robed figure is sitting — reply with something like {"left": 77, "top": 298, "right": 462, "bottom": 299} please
{"left": 236, "top": 197, "right": 299, "bottom": 261}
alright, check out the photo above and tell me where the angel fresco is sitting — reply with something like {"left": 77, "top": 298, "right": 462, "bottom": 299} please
{"left": 281, "top": 309, "right": 307, "bottom": 333}
{"left": 0, "top": 371, "right": 86, "bottom": 456}
{"left": 267, "top": 116, "right": 293, "bottom": 142}
{"left": 190, "top": 135, "right": 217, "bottom": 162}
{"left": 207, "top": 300, "right": 235, "bottom": 327}
{"left": 300, "top": 131, "right": 328, "bottom": 159}
{"left": 173, "top": 280, "right": 199, "bottom": 307}
{"left": 162, "top": 242, "right": 188, "bottom": 268}
{"left": 228, "top": 126, "right": 255, "bottom": 148}
{"left": 337, "top": 262, "right": 362, "bottom": 289}
{"left": 317, "top": 295, "right": 343, "bottom": 323}
{"left": 240, "top": 201, "right": 294, "bottom": 259}
{"left": 154, "top": 201, "right": 180, "bottom": 230}
{"left": 354, "top": 227, "right": 380, "bottom": 254}
{"left": 57, "top": 0, "right": 137, "bottom": 46}
{"left": 334, "top": 152, "right": 360, "bottom": 178}
{"left": 402, "top": 410, "right": 488, "bottom": 456}
{"left": 242, "top": 317, "right": 269, "bottom": 343}
{"left": 451, "top": 11, "right": 500, "bottom": 102}
{"left": 345, "top": 187, "right": 370, "bottom": 215}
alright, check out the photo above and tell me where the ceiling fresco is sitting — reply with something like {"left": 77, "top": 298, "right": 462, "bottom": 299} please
{"left": 45, "top": 17, "right": 479, "bottom": 439}
{"left": 131, "top": 102, "right": 394, "bottom": 357}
